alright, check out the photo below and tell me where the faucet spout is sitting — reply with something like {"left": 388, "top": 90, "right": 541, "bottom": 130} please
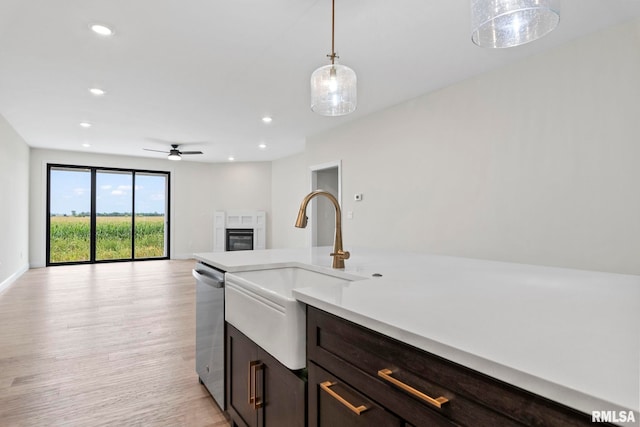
{"left": 295, "top": 190, "right": 350, "bottom": 269}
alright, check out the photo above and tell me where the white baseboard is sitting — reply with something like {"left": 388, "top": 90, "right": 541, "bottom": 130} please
{"left": 172, "top": 253, "right": 195, "bottom": 260}
{"left": 0, "top": 263, "right": 29, "bottom": 295}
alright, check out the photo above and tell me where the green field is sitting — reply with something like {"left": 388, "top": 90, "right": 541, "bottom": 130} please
{"left": 49, "top": 216, "right": 165, "bottom": 263}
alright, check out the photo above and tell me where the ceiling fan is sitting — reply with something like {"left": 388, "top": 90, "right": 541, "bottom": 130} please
{"left": 143, "top": 144, "right": 203, "bottom": 161}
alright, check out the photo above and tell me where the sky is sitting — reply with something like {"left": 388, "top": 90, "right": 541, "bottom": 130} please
{"left": 50, "top": 169, "right": 167, "bottom": 215}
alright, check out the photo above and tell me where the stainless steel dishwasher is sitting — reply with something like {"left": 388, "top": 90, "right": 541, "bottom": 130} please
{"left": 194, "top": 261, "right": 225, "bottom": 409}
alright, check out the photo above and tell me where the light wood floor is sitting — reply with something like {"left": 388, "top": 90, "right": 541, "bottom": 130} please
{"left": 0, "top": 260, "right": 230, "bottom": 427}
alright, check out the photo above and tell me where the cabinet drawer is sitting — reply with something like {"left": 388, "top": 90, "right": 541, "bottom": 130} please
{"left": 307, "top": 307, "right": 607, "bottom": 427}
{"left": 309, "top": 361, "right": 405, "bottom": 427}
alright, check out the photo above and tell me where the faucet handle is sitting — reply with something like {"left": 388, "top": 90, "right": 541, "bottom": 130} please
{"left": 330, "top": 250, "right": 350, "bottom": 260}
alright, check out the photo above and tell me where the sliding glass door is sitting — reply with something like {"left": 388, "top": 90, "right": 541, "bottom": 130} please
{"left": 134, "top": 173, "right": 168, "bottom": 259}
{"left": 47, "top": 165, "right": 170, "bottom": 265}
{"left": 48, "top": 167, "right": 92, "bottom": 263}
{"left": 96, "top": 170, "right": 134, "bottom": 261}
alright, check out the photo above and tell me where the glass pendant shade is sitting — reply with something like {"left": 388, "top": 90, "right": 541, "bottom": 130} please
{"left": 310, "top": 63, "right": 357, "bottom": 116}
{"left": 167, "top": 153, "right": 181, "bottom": 161}
{"left": 471, "top": 0, "right": 560, "bottom": 48}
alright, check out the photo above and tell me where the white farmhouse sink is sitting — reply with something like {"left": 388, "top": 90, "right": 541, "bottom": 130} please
{"left": 225, "top": 266, "right": 363, "bottom": 370}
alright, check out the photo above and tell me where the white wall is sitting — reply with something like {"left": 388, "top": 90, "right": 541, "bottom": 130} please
{"left": 0, "top": 115, "right": 30, "bottom": 290}
{"left": 272, "top": 19, "right": 640, "bottom": 275}
{"left": 29, "top": 149, "right": 271, "bottom": 266}
{"left": 271, "top": 152, "right": 308, "bottom": 249}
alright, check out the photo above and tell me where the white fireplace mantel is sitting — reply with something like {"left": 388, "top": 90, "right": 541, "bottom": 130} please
{"left": 213, "top": 210, "right": 266, "bottom": 252}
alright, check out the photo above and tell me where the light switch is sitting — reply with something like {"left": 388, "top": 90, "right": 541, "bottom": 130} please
{"left": 347, "top": 211, "right": 354, "bottom": 219}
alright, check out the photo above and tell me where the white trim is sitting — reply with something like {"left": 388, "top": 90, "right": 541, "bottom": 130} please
{"left": 172, "top": 253, "right": 194, "bottom": 260}
{"left": 0, "top": 263, "right": 29, "bottom": 295}
{"left": 213, "top": 210, "right": 267, "bottom": 252}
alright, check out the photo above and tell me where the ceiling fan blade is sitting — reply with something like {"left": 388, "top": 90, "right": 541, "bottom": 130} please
{"left": 143, "top": 148, "right": 170, "bottom": 153}
{"left": 180, "top": 151, "right": 203, "bottom": 155}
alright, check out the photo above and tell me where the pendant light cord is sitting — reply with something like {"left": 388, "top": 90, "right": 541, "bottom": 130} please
{"left": 329, "top": 0, "right": 337, "bottom": 64}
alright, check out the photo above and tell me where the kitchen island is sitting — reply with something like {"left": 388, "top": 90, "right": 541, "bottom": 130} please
{"left": 194, "top": 247, "right": 639, "bottom": 426}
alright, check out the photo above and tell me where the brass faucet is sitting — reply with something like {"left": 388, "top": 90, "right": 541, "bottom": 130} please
{"left": 295, "top": 190, "right": 350, "bottom": 269}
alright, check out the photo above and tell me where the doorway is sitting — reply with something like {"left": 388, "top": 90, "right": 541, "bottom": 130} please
{"left": 47, "top": 164, "right": 170, "bottom": 265}
{"left": 310, "top": 161, "right": 341, "bottom": 247}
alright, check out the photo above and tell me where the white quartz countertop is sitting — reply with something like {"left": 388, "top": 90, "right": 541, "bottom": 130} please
{"left": 194, "top": 247, "right": 640, "bottom": 421}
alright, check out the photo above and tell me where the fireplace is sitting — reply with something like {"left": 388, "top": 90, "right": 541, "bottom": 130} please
{"left": 226, "top": 228, "right": 254, "bottom": 251}
{"left": 213, "top": 210, "right": 266, "bottom": 252}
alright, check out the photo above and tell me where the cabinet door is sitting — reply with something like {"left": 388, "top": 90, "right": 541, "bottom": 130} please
{"left": 260, "top": 347, "right": 306, "bottom": 427}
{"left": 227, "top": 324, "right": 259, "bottom": 427}
{"left": 309, "top": 362, "right": 403, "bottom": 427}
{"left": 227, "top": 324, "right": 306, "bottom": 427}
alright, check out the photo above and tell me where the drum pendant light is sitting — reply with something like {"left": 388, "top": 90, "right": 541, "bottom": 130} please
{"left": 310, "top": 0, "right": 357, "bottom": 116}
{"left": 471, "top": 0, "right": 560, "bottom": 48}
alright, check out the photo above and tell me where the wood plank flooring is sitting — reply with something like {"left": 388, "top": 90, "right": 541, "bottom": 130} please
{"left": 0, "top": 260, "right": 230, "bottom": 427}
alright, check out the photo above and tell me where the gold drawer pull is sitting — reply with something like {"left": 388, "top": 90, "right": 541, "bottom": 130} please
{"left": 378, "top": 369, "right": 449, "bottom": 408}
{"left": 248, "top": 361, "right": 264, "bottom": 409}
{"left": 320, "top": 381, "right": 369, "bottom": 415}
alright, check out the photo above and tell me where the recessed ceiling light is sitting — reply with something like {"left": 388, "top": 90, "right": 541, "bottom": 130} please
{"left": 258, "top": 143, "right": 267, "bottom": 149}
{"left": 228, "top": 156, "right": 235, "bottom": 161}
{"left": 79, "top": 122, "right": 92, "bottom": 128}
{"left": 90, "top": 24, "right": 114, "bottom": 37}
{"left": 89, "top": 88, "right": 105, "bottom": 96}
{"left": 82, "top": 143, "right": 91, "bottom": 148}
{"left": 262, "top": 116, "right": 272, "bottom": 124}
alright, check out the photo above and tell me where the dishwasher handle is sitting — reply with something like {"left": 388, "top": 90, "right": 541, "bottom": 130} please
{"left": 193, "top": 269, "right": 224, "bottom": 288}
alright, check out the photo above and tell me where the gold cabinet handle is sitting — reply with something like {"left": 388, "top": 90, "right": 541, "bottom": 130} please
{"left": 320, "top": 381, "right": 369, "bottom": 415}
{"left": 248, "top": 361, "right": 256, "bottom": 405}
{"left": 378, "top": 369, "right": 449, "bottom": 408}
{"left": 253, "top": 362, "right": 264, "bottom": 409}
{"left": 248, "top": 361, "right": 264, "bottom": 409}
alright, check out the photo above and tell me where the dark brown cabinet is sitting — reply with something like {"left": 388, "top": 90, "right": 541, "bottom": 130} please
{"left": 226, "top": 323, "right": 305, "bottom": 427}
{"left": 307, "top": 306, "right": 614, "bottom": 427}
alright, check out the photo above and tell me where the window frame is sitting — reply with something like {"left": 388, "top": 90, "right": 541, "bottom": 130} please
{"left": 46, "top": 163, "right": 171, "bottom": 266}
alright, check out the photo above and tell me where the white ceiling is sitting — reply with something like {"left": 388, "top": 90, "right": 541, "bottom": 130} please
{"left": 1, "top": 0, "right": 639, "bottom": 163}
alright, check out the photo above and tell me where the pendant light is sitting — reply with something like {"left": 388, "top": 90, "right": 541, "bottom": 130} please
{"left": 310, "top": 0, "right": 357, "bottom": 116}
{"left": 471, "top": 0, "right": 560, "bottom": 48}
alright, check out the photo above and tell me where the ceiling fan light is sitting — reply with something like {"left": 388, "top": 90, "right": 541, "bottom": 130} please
{"left": 310, "top": 63, "right": 357, "bottom": 116}
{"left": 471, "top": 0, "right": 560, "bottom": 48}
{"left": 167, "top": 153, "right": 181, "bottom": 161}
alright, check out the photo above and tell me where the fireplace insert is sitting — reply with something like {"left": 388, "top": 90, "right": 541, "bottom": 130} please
{"left": 225, "top": 228, "right": 254, "bottom": 251}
